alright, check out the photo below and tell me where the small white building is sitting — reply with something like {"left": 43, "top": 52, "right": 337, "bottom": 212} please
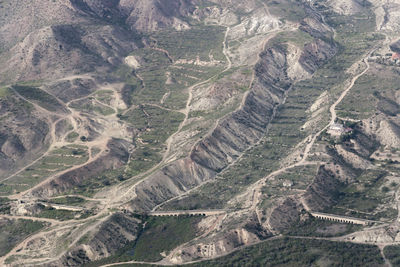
{"left": 330, "top": 123, "right": 344, "bottom": 132}
{"left": 328, "top": 123, "right": 351, "bottom": 136}
{"left": 283, "top": 180, "right": 293, "bottom": 188}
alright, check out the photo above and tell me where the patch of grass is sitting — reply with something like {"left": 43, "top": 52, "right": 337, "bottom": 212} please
{"left": 0, "top": 219, "right": 46, "bottom": 257}
{"left": 126, "top": 147, "right": 163, "bottom": 177}
{"left": 34, "top": 204, "right": 93, "bottom": 221}
{"left": 0, "top": 197, "right": 11, "bottom": 214}
{"left": 35, "top": 205, "right": 78, "bottom": 221}
{"left": 12, "top": 85, "right": 66, "bottom": 113}
{"left": 284, "top": 215, "right": 362, "bottom": 237}
{"left": 70, "top": 167, "right": 126, "bottom": 196}
{"left": 269, "top": 30, "right": 314, "bottom": 48}
{"left": 264, "top": 0, "right": 308, "bottom": 22}
{"left": 0, "top": 87, "right": 9, "bottom": 97}
{"left": 16, "top": 80, "right": 45, "bottom": 87}
{"left": 66, "top": 131, "right": 79, "bottom": 142}
{"left": 129, "top": 216, "right": 201, "bottom": 262}
{"left": 46, "top": 196, "right": 85, "bottom": 206}
{"left": 95, "top": 90, "right": 114, "bottom": 106}
{"left": 122, "top": 105, "right": 184, "bottom": 145}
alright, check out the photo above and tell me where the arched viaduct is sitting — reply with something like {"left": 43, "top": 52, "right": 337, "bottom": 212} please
{"left": 310, "top": 212, "right": 376, "bottom": 226}
{"left": 148, "top": 210, "right": 226, "bottom": 217}
{"left": 147, "top": 209, "right": 378, "bottom": 226}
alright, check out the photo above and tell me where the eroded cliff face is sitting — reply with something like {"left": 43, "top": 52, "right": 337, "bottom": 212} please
{"left": 129, "top": 13, "right": 341, "bottom": 263}
{"left": 5, "top": 0, "right": 395, "bottom": 265}
{"left": 125, "top": 15, "right": 338, "bottom": 213}
{"left": 8, "top": 4, "right": 342, "bottom": 264}
{"left": 126, "top": 43, "right": 293, "bottom": 212}
{"left": 299, "top": 39, "right": 338, "bottom": 74}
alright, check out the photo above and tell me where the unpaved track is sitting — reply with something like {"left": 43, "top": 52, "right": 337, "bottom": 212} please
{"left": 246, "top": 49, "right": 375, "bottom": 225}
{"left": 151, "top": 29, "right": 283, "bottom": 212}
{"left": 0, "top": 26, "right": 239, "bottom": 265}
{"left": 1, "top": 12, "right": 393, "bottom": 267}
{"left": 0, "top": 214, "right": 60, "bottom": 224}
{"left": 115, "top": 26, "right": 234, "bottom": 203}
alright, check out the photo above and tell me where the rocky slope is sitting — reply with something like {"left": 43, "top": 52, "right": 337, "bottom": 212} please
{"left": 0, "top": 92, "right": 51, "bottom": 177}
{"left": 125, "top": 7, "right": 337, "bottom": 213}
{"left": 61, "top": 213, "right": 141, "bottom": 266}
{"left": 1, "top": 0, "right": 400, "bottom": 266}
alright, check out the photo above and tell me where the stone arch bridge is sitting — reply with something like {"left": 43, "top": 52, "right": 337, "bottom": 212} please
{"left": 146, "top": 209, "right": 379, "bottom": 226}
{"left": 310, "top": 211, "right": 378, "bottom": 226}
{"left": 147, "top": 210, "right": 226, "bottom": 217}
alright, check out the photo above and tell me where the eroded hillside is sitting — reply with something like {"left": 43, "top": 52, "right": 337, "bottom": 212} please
{"left": 1, "top": 0, "right": 400, "bottom": 266}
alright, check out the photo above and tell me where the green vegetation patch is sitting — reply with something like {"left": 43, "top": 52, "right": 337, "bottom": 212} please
{"left": 0, "top": 219, "right": 46, "bottom": 257}
{"left": 87, "top": 216, "right": 202, "bottom": 266}
{"left": 36, "top": 206, "right": 78, "bottom": 221}
{"left": 68, "top": 167, "right": 126, "bottom": 197}
{"left": 126, "top": 147, "right": 163, "bottom": 177}
{"left": 0, "top": 145, "right": 89, "bottom": 196}
{"left": 122, "top": 105, "right": 184, "bottom": 144}
{"left": 154, "top": 25, "right": 226, "bottom": 61}
{"left": 121, "top": 105, "right": 184, "bottom": 176}
{"left": 337, "top": 68, "right": 400, "bottom": 120}
{"left": 129, "top": 216, "right": 201, "bottom": 262}
{"left": 69, "top": 98, "right": 115, "bottom": 116}
{"left": 66, "top": 131, "right": 79, "bottom": 142}
{"left": 0, "top": 87, "right": 9, "bottom": 97}
{"left": 325, "top": 169, "right": 397, "bottom": 221}
{"left": 47, "top": 196, "right": 85, "bottom": 206}
{"left": 0, "top": 197, "right": 11, "bottom": 214}
{"left": 95, "top": 90, "right": 114, "bottom": 106}
{"left": 269, "top": 30, "right": 314, "bottom": 48}
{"left": 34, "top": 204, "right": 93, "bottom": 221}
{"left": 264, "top": 0, "right": 308, "bottom": 22}
{"left": 12, "top": 85, "right": 67, "bottom": 113}
{"left": 384, "top": 245, "right": 400, "bottom": 266}
{"left": 284, "top": 215, "right": 362, "bottom": 237}
{"left": 189, "top": 237, "right": 384, "bottom": 267}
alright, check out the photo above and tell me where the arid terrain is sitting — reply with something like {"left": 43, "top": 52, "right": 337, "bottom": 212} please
{"left": 1, "top": 0, "right": 400, "bottom": 266}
